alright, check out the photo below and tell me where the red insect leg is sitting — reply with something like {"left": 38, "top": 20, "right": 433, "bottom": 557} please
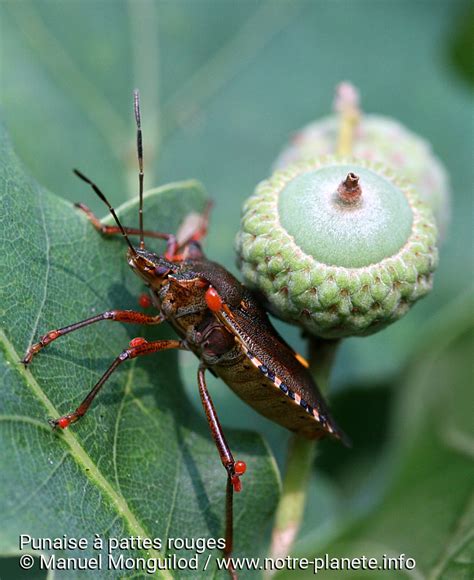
{"left": 22, "top": 310, "right": 164, "bottom": 366}
{"left": 197, "top": 364, "right": 246, "bottom": 572}
{"left": 50, "top": 339, "right": 186, "bottom": 429}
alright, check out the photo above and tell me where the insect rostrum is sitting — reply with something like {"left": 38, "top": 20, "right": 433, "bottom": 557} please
{"left": 23, "top": 91, "right": 346, "bottom": 573}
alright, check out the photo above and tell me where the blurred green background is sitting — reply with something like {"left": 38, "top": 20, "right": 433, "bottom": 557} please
{"left": 1, "top": 0, "right": 473, "bottom": 578}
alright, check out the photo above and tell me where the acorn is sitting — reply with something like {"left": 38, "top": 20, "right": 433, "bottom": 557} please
{"left": 236, "top": 83, "right": 445, "bottom": 339}
{"left": 236, "top": 156, "right": 439, "bottom": 339}
{"left": 273, "top": 82, "right": 450, "bottom": 237}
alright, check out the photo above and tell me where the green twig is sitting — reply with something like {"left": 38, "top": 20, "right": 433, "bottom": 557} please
{"left": 269, "top": 338, "right": 340, "bottom": 566}
{"left": 334, "top": 82, "right": 360, "bottom": 156}
{"left": 269, "top": 434, "right": 315, "bottom": 563}
{"left": 308, "top": 337, "right": 341, "bottom": 393}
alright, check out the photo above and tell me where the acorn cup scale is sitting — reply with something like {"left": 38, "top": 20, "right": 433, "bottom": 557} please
{"left": 236, "top": 156, "right": 439, "bottom": 339}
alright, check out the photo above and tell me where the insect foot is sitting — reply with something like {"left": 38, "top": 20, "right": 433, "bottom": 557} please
{"left": 49, "top": 415, "right": 76, "bottom": 430}
{"left": 230, "top": 460, "right": 247, "bottom": 493}
{"left": 22, "top": 330, "right": 61, "bottom": 366}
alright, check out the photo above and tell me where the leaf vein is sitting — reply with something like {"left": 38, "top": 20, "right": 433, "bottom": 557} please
{"left": 4, "top": 452, "right": 68, "bottom": 518}
{"left": 26, "top": 188, "right": 51, "bottom": 353}
{"left": 0, "top": 329, "right": 172, "bottom": 580}
{"left": 112, "top": 359, "right": 137, "bottom": 493}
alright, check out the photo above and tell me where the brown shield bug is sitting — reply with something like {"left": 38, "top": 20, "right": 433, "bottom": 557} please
{"left": 23, "top": 90, "right": 347, "bottom": 573}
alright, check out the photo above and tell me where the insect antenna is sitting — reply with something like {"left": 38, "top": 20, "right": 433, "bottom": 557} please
{"left": 133, "top": 89, "right": 145, "bottom": 250}
{"left": 73, "top": 169, "right": 138, "bottom": 256}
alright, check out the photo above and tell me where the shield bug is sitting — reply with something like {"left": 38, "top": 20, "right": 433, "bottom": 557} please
{"left": 23, "top": 90, "right": 347, "bottom": 573}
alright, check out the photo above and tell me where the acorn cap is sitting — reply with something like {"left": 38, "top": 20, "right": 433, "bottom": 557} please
{"left": 236, "top": 156, "right": 439, "bottom": 339}
{"left": 273, "top": 114, "right": 450, "bottom": 238}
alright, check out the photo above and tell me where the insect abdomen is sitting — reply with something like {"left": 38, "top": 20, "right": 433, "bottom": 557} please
{"left": 213, "top": 351, "right": 341, "bottom": 441}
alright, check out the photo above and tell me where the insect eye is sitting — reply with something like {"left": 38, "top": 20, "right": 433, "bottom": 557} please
{"left": 155, "top": 264, "right": 170, "bottom": 276}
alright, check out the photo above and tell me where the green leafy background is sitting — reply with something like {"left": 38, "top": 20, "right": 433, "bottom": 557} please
{"left": 0, "top": 1, "right": 473, "bottom": 578}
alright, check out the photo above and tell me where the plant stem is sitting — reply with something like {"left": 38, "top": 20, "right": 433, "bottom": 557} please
{"left": 334, "top": 81, "right": 360, "bottom": 156}
{"left": 268, "top": 338, "right": 340, "bottom": 566}
{"left": 269, "top": 434, "right": 315, "bottom": 563}
{"left": 337, "top": 111, "right": 358, "bottom": 156}
{"left": 308, "top": 337, "right": 341, "bottom": 391}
